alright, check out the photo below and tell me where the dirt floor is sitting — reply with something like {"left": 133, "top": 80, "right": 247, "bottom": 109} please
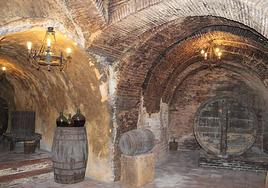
{"left": 1, "top": 150, "right": 265, "bottom": 188}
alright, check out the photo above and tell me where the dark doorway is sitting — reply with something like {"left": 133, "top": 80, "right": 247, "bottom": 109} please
{"left": 0, "top": 97, "right": 8, "bottom": 136}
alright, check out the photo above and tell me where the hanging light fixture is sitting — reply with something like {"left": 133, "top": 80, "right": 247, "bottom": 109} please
{"left": 200, "top": 40, "right": 223, "bottom": 67}
{"left": 0, "top": 66, "right": 7, "bottom": 79}
{"left": 27, "top": 27, "right": 72, "bottom": 71}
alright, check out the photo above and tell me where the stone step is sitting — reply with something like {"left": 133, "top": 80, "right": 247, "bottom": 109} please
{"left": 0, "top": 157, "right": 51, "bottom": 170}
{"left": 0, "top": 155, "right": 52, "bottom": 183}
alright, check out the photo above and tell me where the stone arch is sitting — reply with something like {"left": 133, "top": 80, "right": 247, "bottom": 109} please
{"left": 92, "top": 0, "right": 268, "bottom": 58}
{"left": 109, "top": 0, "right": 268, "bottom": 39}
{"left": 0, "top": 27, "right": 113, "bottom": 181}
{"left": 111, "top": 15, "right": 268, "bottom": 180}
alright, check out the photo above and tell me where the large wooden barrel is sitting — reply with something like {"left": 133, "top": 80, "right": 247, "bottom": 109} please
{"left": 119, "top": 129, "right": 155, "bottom": 156}
{"left": 52, "top": 127, "right": 88, "bottom": 184}
{"left": 194, "top": 97, "right": 257, "bottom": 158}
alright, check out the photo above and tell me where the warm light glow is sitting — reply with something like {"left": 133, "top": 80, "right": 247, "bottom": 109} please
{"left": 27, "top": 41, "right": 32, "bottom": 50}
{"left": 27, "top": 27, "right": 72, "bottom": 71}
{"left": 66, "top": 48, "right": 72, "bottom": 54}
{"left": 217, "top": 52, "right": 222, "bottom": 59}
{"left": 204, "top": 53, "right": 208, "bottom": 60}
{"left": 201, "top": 49, "right": 205, "bottom": 55}
{"left": 215, "top": 48, "right": 220, "bottom": 53}
{"left": 2, "top": 67, "right": 6, "bottom": 71}
{"left": 47, "top": 38, "right": 51, "bottom": 47}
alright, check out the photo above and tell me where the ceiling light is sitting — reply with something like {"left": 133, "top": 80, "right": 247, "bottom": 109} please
{"left": 27, "top": 27, "right": 72, "bottom": 71}
{"left": 200, "top": 40, "right": 223, "bottom": 68}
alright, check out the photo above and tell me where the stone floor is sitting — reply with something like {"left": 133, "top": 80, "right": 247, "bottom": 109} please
{"left": 0, "top": 150, "right": 266, "bottom": 188}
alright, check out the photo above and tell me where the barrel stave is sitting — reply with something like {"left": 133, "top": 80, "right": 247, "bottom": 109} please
{"left": 119, "top": 129, "right": 155, "bottom": 156}
{"left": 52, "top": 127, "right": 88, "bottom": 184}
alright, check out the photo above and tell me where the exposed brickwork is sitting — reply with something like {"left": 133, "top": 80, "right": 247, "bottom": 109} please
{"left": 199, "top": 153, "right": 268, "bottom": 172}
{"left": 143, "top": 31, "right": 268, "bottom": 113}
{"left": 168, "top": 67, "right": 265, "bottom": 153}
{"left": 111, "top": 21, "right": 268, "bottom": 179}
{"left": 63, "top": 0, "right": 107, "bottom": 45}
{"left": 1, "top": 0, "right": 268, "bottom": 183}
{"left": 108, "top": 0, "right": 268, "bottom": 36}
{"left": 92, "top": 0, "right": 268, "bottom": 58}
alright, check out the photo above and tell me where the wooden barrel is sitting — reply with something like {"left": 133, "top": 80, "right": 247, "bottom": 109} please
{"left": 119, "top": 129, "right": 155, "bottom": 156}
{"left": 24, "top": 140, "right": 36, "bottom": 154}
{"left": 194, "top": 97, "right": 257, "bottom": 158}
{"left": 52, "top": 127, "right": 88, "bottom": 184}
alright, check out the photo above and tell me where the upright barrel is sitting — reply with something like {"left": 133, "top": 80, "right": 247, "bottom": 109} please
{"left": 52, "top": 127, "right": 88, "bottom": 184}
{"left": 119, "top": 129, "right": 155, "bottom": 156}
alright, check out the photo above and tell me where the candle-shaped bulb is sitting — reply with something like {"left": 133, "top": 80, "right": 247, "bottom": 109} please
{"left": 47, "top": 38, "right": 51, "bottom": 47}
{"left": 201, "top": 49, "right": 205, "bottom": 55}
{"left": 218, "top": 52, "right": 222, "bottom": 59}
{"left": 27, "top": 41, "right": 32, "bottom": 51}
{"left": 215, "top": 48, "right": 220, "bottom": 53}
{"left": 66, "top": 48, "right": 72, "bottom": 55}
{"left": 2, "top": 66, "right": 6, "bottom": 71}
{"left": 204, "top": 52, "right": 208, "bottom": 60}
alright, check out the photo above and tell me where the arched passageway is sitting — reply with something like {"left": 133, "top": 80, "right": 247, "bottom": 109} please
{"left": 0, "top": 97, "right": 8, "bottom": 136}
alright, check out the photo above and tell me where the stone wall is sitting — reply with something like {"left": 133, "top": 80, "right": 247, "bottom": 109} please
{"left": 1, "top": 0, "right": 268, "bottom": 183}
{"left": 0, "top": 29, "right": 114, "bottom": 181}
{"left": 137, "top": 97, "right": 169, "bottom": 164}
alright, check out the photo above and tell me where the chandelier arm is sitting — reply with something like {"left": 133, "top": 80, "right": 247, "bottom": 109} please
{"left": 27, "top": 27, "right": 71, "bottom": 71}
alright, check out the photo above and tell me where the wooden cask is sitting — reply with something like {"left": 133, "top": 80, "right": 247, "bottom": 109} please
{"left": 194, "top": 97, "right": 256, "bottom": 158}
{"left": 119, "top": 129, "right": 155, "bottom": 156}
{"left": 52, "top": 127, "right": 88, "bottom": 184}
{"left": 24, "top": 140, "right": 36, "bottom": 154}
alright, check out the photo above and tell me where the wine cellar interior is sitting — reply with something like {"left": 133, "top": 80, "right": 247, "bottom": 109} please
{"left": 0, "top": 1, "right": 268, "bottom": 188}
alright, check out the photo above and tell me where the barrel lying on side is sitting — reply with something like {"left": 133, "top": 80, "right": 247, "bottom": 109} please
{"left": 52, "top": 127, "right": 88, "bottom": 184}
{"left": 119, "top": 129, "right": 155, "bottom": 156}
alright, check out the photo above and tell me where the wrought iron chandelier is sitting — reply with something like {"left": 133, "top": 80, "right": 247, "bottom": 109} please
{"left": 27, "top": 27, "right": 72, "bottom": 71}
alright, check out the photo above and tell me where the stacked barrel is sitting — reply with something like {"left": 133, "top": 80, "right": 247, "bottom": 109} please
{"left": 119, "top": 129, "right": 156, "bottom": 187}
{"left": 52, "top": 109, "right": 88, "bottom": 184}
{"left": 119, "top": 129, "right": 155, "bottom": 156}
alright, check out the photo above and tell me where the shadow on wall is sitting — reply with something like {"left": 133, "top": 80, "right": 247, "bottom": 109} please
{"left": 0, "top": 28, "right": 113, "bottom": 181}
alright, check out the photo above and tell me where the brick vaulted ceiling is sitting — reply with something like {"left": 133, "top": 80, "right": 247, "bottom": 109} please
{"left": 96, "top": 1, "right": 268, "bottom": 180}
{"left": 89, "top": 0, "right": 268, "bottom": 116}
{"left": 0, "top": 0, "right": 268, "bottom": 181}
